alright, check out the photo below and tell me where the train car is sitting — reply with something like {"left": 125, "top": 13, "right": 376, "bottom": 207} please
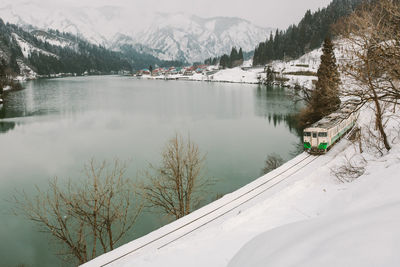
{"left": 303, "top": 107, "right": 358, "bottom": 154}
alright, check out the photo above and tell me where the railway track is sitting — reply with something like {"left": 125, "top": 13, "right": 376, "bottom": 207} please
{"left": 91, "top": 153, "right": 321, "bottom": 267}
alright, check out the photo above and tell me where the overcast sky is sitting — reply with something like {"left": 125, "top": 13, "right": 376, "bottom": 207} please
{"left": 158, "top": 0, "right": 332, "bottom": 28}
{"left": 6, "top": 0, "right": 333, "bottom": 29}
{"left": 124, "top": 0, "right": 333, "bottom": 28}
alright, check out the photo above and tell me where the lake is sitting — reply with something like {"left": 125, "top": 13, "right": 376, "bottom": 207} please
{"left": 0, "top": 76, "right": 301, "bottom": 266}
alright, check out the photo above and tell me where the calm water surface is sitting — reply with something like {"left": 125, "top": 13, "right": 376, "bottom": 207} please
{"left": 0, "top": 76, "right": 301, "bottom": 266}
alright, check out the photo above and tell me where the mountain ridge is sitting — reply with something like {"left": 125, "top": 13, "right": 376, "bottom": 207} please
{"left": 0, "top": 2, "right": 273, "bottom": 63}
{"left": 131, "top": 13, "right": 273, "bottom": 62}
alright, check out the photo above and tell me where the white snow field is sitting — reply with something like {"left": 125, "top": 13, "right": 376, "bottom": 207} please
{"left": 198, "top": 67, "right": 260, "bottom": 84}
{"left": 83, "top": 105, "right": 400, "bottom": 267}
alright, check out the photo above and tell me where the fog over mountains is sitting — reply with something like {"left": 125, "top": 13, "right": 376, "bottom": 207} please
{"left": 0, "top": 2, "right": 273, "bottom": 63}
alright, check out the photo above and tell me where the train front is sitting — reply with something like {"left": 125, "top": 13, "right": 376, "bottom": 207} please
{"left": 303, "top": 127, "right": 329, "bottom": 154}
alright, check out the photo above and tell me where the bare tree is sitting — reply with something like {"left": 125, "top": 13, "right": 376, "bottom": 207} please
{"left": 142, "top": 134, "right": 211, "bottom": 220}
{"left": 290, "top": 85, "right": 313, "bottom": 105}
{"left": 14, "top": 159, "right": 143, "bottom": 265}
{"left": 331, "top": 155, "right": 366, "bottom": 183}
{"left": 336, "top": 0, "right": 400, "bottom": 151}
{"left": 261, "top": 154, "right": 284, "bottom": 175}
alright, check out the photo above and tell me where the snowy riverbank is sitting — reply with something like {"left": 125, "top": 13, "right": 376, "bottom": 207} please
{"left": 139, "top": 66, "right": 318, "bottom": 89}
{"left": 138, "top": 51, "right": 322, "bottom": 89}
{"left": 83, "top": 104, "right": 400, "bottom": 267}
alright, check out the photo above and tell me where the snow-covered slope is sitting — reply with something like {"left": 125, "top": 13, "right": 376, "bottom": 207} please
{"left": 229, "top": 112, "right": 400, "bottom": 267}
{"left": 0, "top": 2, "right": 272, "bottom": 63}
{"left": 229, "top": 201, "right": 400, "bottom": 267}
{"left": 32, "top": 30, "right": 74, "bottom": 48}
{"left": 11, "top": 33, "right": 59, "bottom": 59}
{"left": 82, "top": 104, "right": 400, "bottom": 267}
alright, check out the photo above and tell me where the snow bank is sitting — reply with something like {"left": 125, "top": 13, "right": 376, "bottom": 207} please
{"left": 84, "top": 103, "right": 400, "bottom": 267}
{"left": 208, "top": 67, "right": 259, "bottom": 84}
{"left": 285, "top": 74, "right": 316, "bottom": 89}
{"left": 229, "top": 201, "right": 400, "bottom": 267}
{"left": 228, "top": 107, "right": 400, "bottom": 267}
{"left": 143, "top": 67, "right": 260, "bottom": 84}
{"left": 2, "top": 85, "right": 11, "bottom": 91}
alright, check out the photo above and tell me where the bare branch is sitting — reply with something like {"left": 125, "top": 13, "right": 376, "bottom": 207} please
{"left": 142, "top": 134, "right": 212, "bottom": 220}
{"left": 13, "top": 158, "right": 143, "bottom": 264}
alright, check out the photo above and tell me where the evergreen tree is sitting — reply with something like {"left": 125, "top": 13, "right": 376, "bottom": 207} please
{"left": 238, "top": 48, "right": 243, "bottom": 62}
{"left": 0, "top": 59, "right": 5, "bottom": 92}
{"left": 9, "top": 54, "right": 20, "bottom": 75}
{"left": 0, "top": 59, "right": 5, "bottom": 78}
{"left": 219, "top": 47, "right": 245, "bottom": 68}
{"left": 219, "top": 54, "right": 230, "bottom": 69}
{"left": 266, "top": 66, "right": 275, "bottom": 86}
{"left": 307, "top": 37, "right": 341, "bottom": 123}
{"left": 252, "top": 0, "right": 363, "bottom": 65}
{"left": 230, "top": 47, "right": 238, "bottom": 61}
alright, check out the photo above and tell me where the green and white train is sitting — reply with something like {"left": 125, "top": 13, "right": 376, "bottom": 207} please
{"left": 303, "top": 107, "right": 359, "bottom": 154}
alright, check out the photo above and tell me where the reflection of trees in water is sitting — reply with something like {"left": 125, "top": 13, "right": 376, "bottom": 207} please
{"left": 0, "top": 108, "right": 25, "bottom": 119}
{"left": 254, "top": 85, "right": 303, "bottom": 137}
{"left": 0, "top": 105, "right": 6, "bottom": 119}
{"left": 266, "top": 113, "right": 297, "bottom": 132}
{"left": 0, "top": 98, "right": 57, "bottom": 120}
{"left": 255, "top": 86, "right": 305, "bottom": 158}
{"left": 255, "top": 85, "right": 290, "bottom": 114}
{"left": 0, "top": 121, "right": 16, "bottom": 133}
{"left": 0, "top": 80, "right": 58, "bottom": 120}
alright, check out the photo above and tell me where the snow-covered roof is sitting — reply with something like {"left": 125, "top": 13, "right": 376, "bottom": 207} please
{"left": 309, "top": 112, "right": 347, "bottom": 129}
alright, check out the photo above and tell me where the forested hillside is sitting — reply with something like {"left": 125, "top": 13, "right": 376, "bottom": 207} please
{"left": 0, "top": 20, "right": 23, "bottom": 76}
{"left": 0, "top": 19, "right": 133, "bottom": 77}
{"left": 252, "top": 0, "right": 363, "bottom": 66}
{"left": 118, "top": 44, "right": 185, "bottom": 70}
{"left": 0, "top": 19, "right": 187, "bottom": 78}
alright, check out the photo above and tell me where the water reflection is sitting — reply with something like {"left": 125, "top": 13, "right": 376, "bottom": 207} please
{"left": 0, "top": 78, "right": 94, "bottom": 120}
{"left": 254, "top": 85, "right": 302, "bottom": 135}
{"left": 0, "top": 77, "right": 303, "bottom": 267}
{"left": 0, "top": 121, "right": 16, "bottom": 133}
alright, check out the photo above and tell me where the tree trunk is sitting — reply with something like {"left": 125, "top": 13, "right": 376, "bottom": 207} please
{"left": 373, "top": 95, "right": 391, "bottom": 151}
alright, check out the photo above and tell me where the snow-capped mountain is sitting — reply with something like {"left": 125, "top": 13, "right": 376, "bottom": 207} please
{"left": 117, "top": 13, "right": 273, "bottom": 63}
{"left": 0, "top": 2, "right": 273, "bottom": 63}
{"left": 0, "top": 2, "right": 129, "bottom": 47}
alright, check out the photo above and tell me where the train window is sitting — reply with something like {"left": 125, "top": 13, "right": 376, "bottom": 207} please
{"left": 312, "top": 132, "right": 317, "bottom": 138}
{"left": 304, "top": 132, "right": 311, "bottom": 137}
{"left": 318, "top": 132, "right": 327, "bottom": 137}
